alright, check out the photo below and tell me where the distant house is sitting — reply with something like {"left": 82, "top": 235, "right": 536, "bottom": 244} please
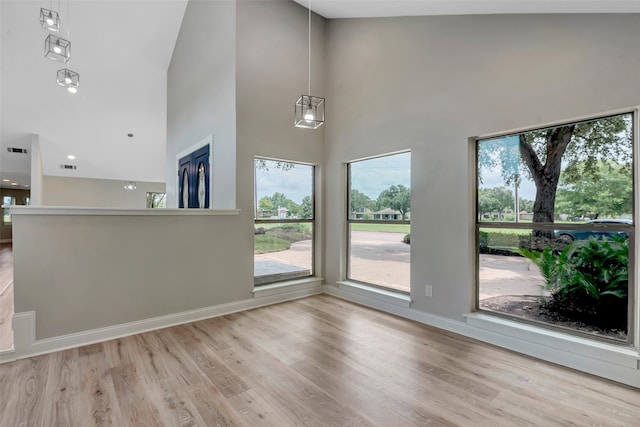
{"left": 481, "top": 209, "right": 514, "bottom": 220}
{"left": 519, "top": 211, "right": 533, "bottom": 221}
{"left": 373, "top": 208, "right": 403, "bottom": 220}
{"left": 352, "top": 207, "right": 373, "bottom": 219}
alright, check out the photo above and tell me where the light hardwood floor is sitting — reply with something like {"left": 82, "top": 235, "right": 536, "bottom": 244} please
{"left": 0, "top": 242, "right": 13, "bottom": 351}
{"left": 0, "top": 294, "right": 638, "bottom": 426}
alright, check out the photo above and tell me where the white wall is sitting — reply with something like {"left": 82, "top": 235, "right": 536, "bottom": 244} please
{"left": 236, "top": 0, "right": 326, "bottom": 276}
{"left": 12, "top": 211, "right": 244, "bottom": 339}
{"left": 324, "top": 13, "right": 640, "bottom": 319}
{"left": 167, "top": 0, "right": 237, "bottom": 209}
{"left": 41, "top": 176, "right": 165, "bottom": 208}
{"left": 29, "top": 134, "right": 42, "bottom": 206}
{"left": 9, "top": 0, "right": 326, "bottom": 344}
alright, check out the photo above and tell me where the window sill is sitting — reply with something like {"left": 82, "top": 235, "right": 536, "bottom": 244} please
{"left": 464, "top": 312, "right": 639, "bottom": 369}
{"left": 336, "top": 281, "right": 412, "bottom": 308}
{"left": 253, "top": 277, "right": 324, "bottom": 298}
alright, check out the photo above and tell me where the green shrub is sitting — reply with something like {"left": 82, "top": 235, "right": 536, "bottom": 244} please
{"left": 519, "top": 237, "right": 628, "bottom": 330}
{"left": 265, "top": 224, "right": 312, "bottom": 243}
{"left": 479, "top": 231, "right": 521, "bottom": 255}
{"left": 403, "top": 233, "right": 410, "bottom": 244}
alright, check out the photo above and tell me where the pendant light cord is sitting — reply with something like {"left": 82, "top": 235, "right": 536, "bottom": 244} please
{"left": 308, "top": 0, "right": 311, "bottom": 95}
{"left": 66, "top": 0, "right": 71, "bottom": 70}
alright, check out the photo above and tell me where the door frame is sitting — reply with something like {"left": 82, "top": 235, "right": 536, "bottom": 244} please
{"left": 175, "top": 134, "right": 213, "bottom": 208}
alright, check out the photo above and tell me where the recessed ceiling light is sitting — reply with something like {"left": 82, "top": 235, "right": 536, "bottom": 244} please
{"left": 10, "top": 182, "right": 18, "bottom": 186}
{"left": 2, "top": 179, "right": 9, "bottom": 182}
{"left": 67, "top": 154, "right": 76, "bottom": 160}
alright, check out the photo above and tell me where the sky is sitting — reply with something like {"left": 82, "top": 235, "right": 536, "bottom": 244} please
{"left": 254, "top": 153, "right": 411, "bottom": 206}
{"left": 350, "top": 152, "right": 411, "bottom": 199}
{"left": 255, "top": 160, "right": 313, "bottom": 204}
{"left": 478, "top": 135, "right": 537, "bottom": 201}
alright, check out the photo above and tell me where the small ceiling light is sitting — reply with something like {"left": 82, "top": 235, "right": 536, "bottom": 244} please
{"left": 39, "top": 8, "right": 60, "bottom": 32}
{"left": 10, "top": 183, "right": 18, "bottom": 186}
{"left": 2, "top": 179, "right": 9, "bottom": 182}
{"left": 45, "top": 35, "right": 71, "bottom": 62}
{"left": 124, "top": 181, "right": 137, "bottom": 191}
{"left": 294, "top": 0, "right": 325, "bottom": 129}
{"left": 57, "top": 68, "right": 79, "bottom": 93}
{"left": 67, "top": 154, "right": 76, "bottom": 160}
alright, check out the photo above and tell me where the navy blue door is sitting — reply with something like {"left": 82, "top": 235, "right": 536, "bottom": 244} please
{"left": 178, "top": 144, "right": 210, "bottom": 208}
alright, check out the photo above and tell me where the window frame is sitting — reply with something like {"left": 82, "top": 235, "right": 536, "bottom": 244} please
{"left": 473, "top": 109, "right": 637, "bottom": 345}
{"left": 346, "top": 151, "right": 411, "bottom": 294}
{"left": 253, "top": 157, "right": 316, "bottom": 285}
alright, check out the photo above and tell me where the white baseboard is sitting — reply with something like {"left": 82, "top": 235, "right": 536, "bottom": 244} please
{"left": 6, "top": 283, "right": 323, "bottom": 362}
{"left": 4, "top": 280, "right": 639, "bottom": 389}
{"left": 324, "top": 284, "right": 640, "bottom": 388}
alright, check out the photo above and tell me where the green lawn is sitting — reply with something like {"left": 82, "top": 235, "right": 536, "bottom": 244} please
{"left": 350, "top": 223, "right": 410, "bottom": 233}
{"left": 254, "top": 235, "right": 290, "bottom": 253}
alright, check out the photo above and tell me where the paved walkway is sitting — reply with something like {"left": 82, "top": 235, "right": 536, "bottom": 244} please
{"left": 254, "top": 232, "right": 546, "bottom": 297}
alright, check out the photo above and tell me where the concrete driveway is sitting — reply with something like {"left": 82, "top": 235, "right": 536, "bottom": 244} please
{"left": 255, "top": 231, "right": 545, "bottom": 298}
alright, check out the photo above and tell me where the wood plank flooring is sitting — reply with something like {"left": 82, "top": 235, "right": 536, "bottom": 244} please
{"left": 0, "top": 242, "right": 13, "bottom": 351}
{"left": 0, "top": 294, "right": 639, "bottom": 426}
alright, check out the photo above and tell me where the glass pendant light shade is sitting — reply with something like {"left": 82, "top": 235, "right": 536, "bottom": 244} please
{"left": 124, "top": 181, "right": 137, "bottom": 191}
{"left": 295, "top": 95, "right": 325, "bottom": 129}
{"left": 57, "top": 68, "right": 79, "bottom": 92}
{"left": 45, "top": 35, "right": 71, "bottom": 62}
{"left": 40, "top": 8, "right": 60, "bottom": 32}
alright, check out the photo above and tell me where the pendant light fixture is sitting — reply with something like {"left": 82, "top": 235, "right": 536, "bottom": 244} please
{"left": 294, "top": 0, "right": 324, "bottom": 129}
{"left": 124, "top": 133, "right": 136, "bottom": 190}
{"left": 56, "top": 68, "right": 79, "bottom": 93}
{"left": 48, "top": 0, "right": 80, "bottom": 93}
{"left": 40, "top": 8, "right": 60, "bottom": 32}
{"left": 44, "top": 34, "right": 71, "bottom": 62}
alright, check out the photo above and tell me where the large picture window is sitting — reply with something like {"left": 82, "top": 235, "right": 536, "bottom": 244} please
{"left": 347, "top": 152, "right": 411, "bottom": 292}
{"left": 254, "top": 158, "right": 314, "bottom": 285}
{"left": 476, "top": 112, "right": 634, "bottom": 343}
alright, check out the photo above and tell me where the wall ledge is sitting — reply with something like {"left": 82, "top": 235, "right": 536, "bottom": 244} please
{"left": 10, "top": 206, "right": 240, "bottom": 216}
{"left": 336, "top": 280, "right": 412, "bottom": 308}
{"left": 253, "top": 277, "right": 324, "bottom": 298}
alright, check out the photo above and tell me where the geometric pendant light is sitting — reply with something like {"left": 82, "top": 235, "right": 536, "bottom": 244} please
{"left": 44, "top": 34, "right": 71, "bottom": 62}
{"left": 294, "top": 0, "right": 325, "bottom": 129}
{"left": 56, "top": 68, "right": 80, "bottom": 93}
{"left": 294, "top": 95, "right": 325, "bottom": 129}
{"left": 39, "top": 8, "right": 60, "bottom": 32}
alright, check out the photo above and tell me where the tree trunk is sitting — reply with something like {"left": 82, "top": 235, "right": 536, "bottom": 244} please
{"left": 519, "top": 125, "right": 575, "bottom": 236}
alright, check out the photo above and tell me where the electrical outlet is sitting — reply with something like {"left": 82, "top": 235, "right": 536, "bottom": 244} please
{"left": 425, "top": 285, "right": 433, "bottom": 298}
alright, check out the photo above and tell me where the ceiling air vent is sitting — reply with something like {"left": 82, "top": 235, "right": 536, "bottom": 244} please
{"left": 60, "top": 164, "right": 77, "bottom": 170}
{"left": 7, "top": 147, "right": 28, "bottom": 154}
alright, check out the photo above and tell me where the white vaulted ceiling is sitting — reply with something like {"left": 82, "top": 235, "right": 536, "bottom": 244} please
{"left": 2, "top": 0, "right": 640, "bottom": 189}
{"left": 293, "top": 0, "right": 640, "bottom": 19}
{"left": 0, "top": 0, "right": 187, "bottom": 188}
